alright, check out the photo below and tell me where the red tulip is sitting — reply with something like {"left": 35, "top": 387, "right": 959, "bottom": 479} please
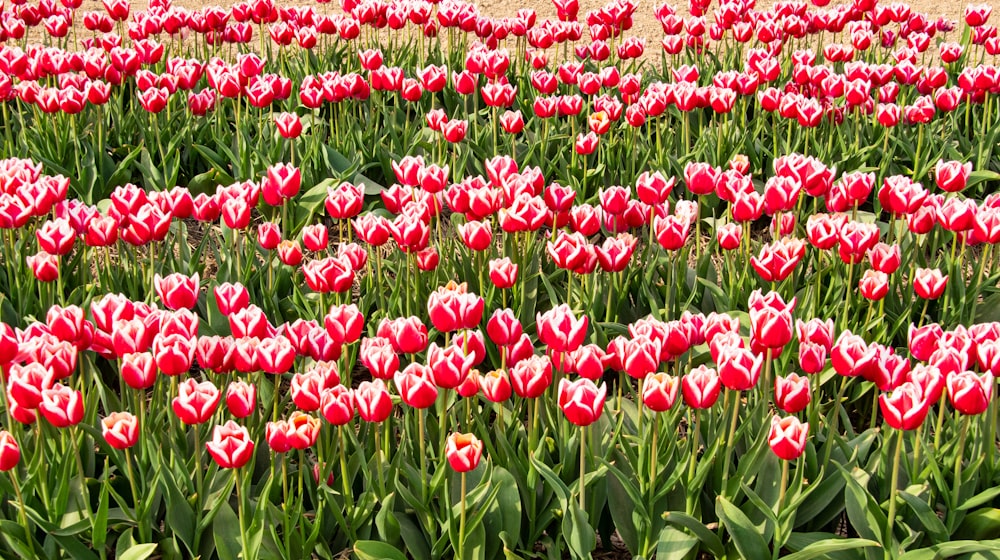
{"left": 154, "top": 272, "right": 200, "bottom": 310}
{"left": 480, "top": 369, "right": 512, "bottom": 403}
{"left": 946, "top": 370, "right": 993, "bottom": 415}
{"left": 914, "top": 268, "right": 948, "bottom": 299}
{"left": 39, "top": 383, "right": 84, "bottom": 428}
{"left": 102, "top": 411, "right": 139, "bottom": 450}
{"left": 8, "top": 363, "right": 52, "bottom": 410}
{"left": 359, "top": 337, "right": 399, "bottom": 379}
{"left": 27, "top": 251, "right": 59, "bottom": 282}
{"left": 172, "top": 379, "right": 220, "bottom": 425}
{"left": 320, "top": 385, "right": 355, "bottom": 425}
{"left": 355, "top": 379, "right": 393, "bottom": 423}
{"left": 768, "top": 415, "right": 809, "bottom": 460}
{"left": 205, "top": 421, "right": 254, "bottom": 469}
{"left": 749, "top": 291, "right": 795, "bottom": 349}
{"left": 446, "top": 432, "right": 483, "bottom": 472}
{"left": 486, "top": 308, "right": 523, "bottom": 346}
{"left": 868, "top": 243, "right": 901, "bottom": 274}
{"left": 274, "top": 112, "right": 302, "bottom": 139}
{"left": 226, "top": 381, "right": 257, "bottom": 419}
{"left": 935, "top": 160, "right": 973, "bottom": 193}
{"left": 442, "top": 119, "right": 468, "bottom": 143}
{"left": 428, "top": 342, "right": 475, "bottom": 389}
{"left": 880, "top": 382, "right": 932, "bottom": 430}
{"left": 290, "top": 372, "right": 324, "bottom": 412}
{"left": 0, "top": 431, "right": 19, "bottom": 471}
{"left": 774, "top": 373, "right": 811, "bottom": 413}
{"left": 558, "top": 378, "right": 606, "bottom": 426}
{"left": 394, "top": 363, "right": 439, "bottom": 409}
{"left": 537, "top": 304, "right": 588, "bottom": 353}
{"left": 324, "top": 304, "right": 364, "bottom": 345}
{"left": 213, "top": 282, "right": 249, "bottom": 316}
{"left": 120, "top": 352, "right": 156, "bottom": 390}
{"left": 681, "top": 365, "right": 722, "bottom": 409}
{"left": 859, "top": 270, "right": 890, "bottom": 301}
{"left": 717, "top": 345, "right": 763, "bottom": 391}
{"left": 621, "top": 335, "right": 661, "bottom": 379}
{"left": 642, "top": 372, "right": 679, "bottom": 412}
{"left": 511, "top": 355, "right": 553, "bottom": 398}
{"left": 257, "top": 222, "right": 282, "bottom": 250}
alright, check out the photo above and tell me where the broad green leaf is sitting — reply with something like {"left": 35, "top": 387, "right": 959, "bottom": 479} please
{"left": 661, "top": 511, "right": 726, "bottom": 557}
{"left": 780, "top": 538, "right": 880, "bottom": 560}
{"left": 119, "top": 543, "right": 159, "bottom": 560}
{"left": 717, "top": 496, "right": 770, "bottom": 560}
{"left": 657, "top": 525, "right": 699, "bottom": 559}
{"left": 897, "top": 540, "right": 1000, "bottom": 560}
{"left": 353, "top": 540, "right": 409, "bottom": 560}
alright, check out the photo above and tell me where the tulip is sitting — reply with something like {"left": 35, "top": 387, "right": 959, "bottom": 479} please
{"left": 274, "top": 112, "right": 302, "bottom": 139}
{"left": 859, "top": 270, "right": 890, "bottom": 301}
{"left": 446, "top": 432, "right": 483, "bottom": 472}
{"left": 324, "top": 304, "right": 364, "bottom": 345}
{"left": 643, "top": 372, "right": 679, "bottom": 412}
{"left": 486, "top": 308, "right": 523, "bottom": 347}
{"left": 537, "top": 304, "right": 588, "bottom": 354}
{"left": 717, "top": 346, "right": 763, "bottom": 391}
{"left": 205, "top": 421, "right": 254, "bottom": 469}
{"left": 154, "top": 272, "right": 200, "bottom": 310}
{"left": 226, "top": 381, "right": 257, "bottom": 419}
{"left": 558, "top": 378, "right": 607, "bottom": 426}
{"left": 355, "top": 380, "right": 392, "bottom": 423}
{"left": 934, "top": 160, "right": 972, "bottom": 193}
{"left": 102, "top": 412, "right": 139, "bottom": 449}
{"left": 0, "top": 431, "right": 20, "bottom": 471}
{"left": 480, "top": 370, "right": 512, "bottom": 403}
{"left": 27, "top": 251, "right": 59, "bottom": 282}
{"left": 394, "top": 363, "right": 439, "bottom": 409}
{"left": 320, "top": 386, "right": 355, "bottom": 425}
{"left": 946, "top": 370, "right": 993, "bottom": 415}
{"left": 914, "top": 268, "right": 948, "bottom": 299}
{"left": 768, "top": 415, "right": 809, "bottom": 460}
{"left": 39, "top": 383, "right": 84, "bottom": 428}
{"left": 880, "top": 382, "right": 932, "bottom": 430}
{"left": 290, "top": 372, "right": 324, "bottom": 412}
{"left": 511, "top": 355, "right": 553, "bottom": 399}
{"left": 172, "top": 379, "right": 221, "bottom": 425}
{"left": 214, "top": 283, "right": 250, "bottom": 316}
{"left": 774, "top": 373, "right": 811, "bottom": 414}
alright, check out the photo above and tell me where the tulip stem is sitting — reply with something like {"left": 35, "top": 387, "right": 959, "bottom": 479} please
{"left": 950, "top": 415, "right": 972, "bottom": 515}
{"left": 884, "top": 428, "right": 904, "bottom": 559}
{"left": 125, "top": 449, "right": 148, "bottom": 543}
{"left": 773, "top": 459, "right": 790, "bottom": 560}
{"left": 8, "top": 471, "right": 34, "bottom": 556}
{"left": 192, "top": 425, "right": 204, "bottom": 550}
{"left": 579, "top": 425, "right": 586, "bottom": 510}
{"left": 933, "top": 400, "right": 948, "bottom": 450}
{"left": 235, "top": 468, "right": 249, "bottom": 560}
{"left": 459, "top": 471, "right": 467, "bottom": 560}
{"left": 822, "top": 376, "right": 850, "bottom": 467}
{"left": 374, "top": 423, "right": 386, "bottom": 499}
{"left": 686, "top": 409, "right": 700, "bottom": 515}
{"left": 720, "top": 388, "right": 740, "bottom": 499}
{"left": 419, "top": 407, "right": 428, "bottom": 503}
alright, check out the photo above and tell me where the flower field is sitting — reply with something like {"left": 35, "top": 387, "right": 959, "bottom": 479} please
{"left": 1, "top": 0, "right": 1000, "bottom": 558}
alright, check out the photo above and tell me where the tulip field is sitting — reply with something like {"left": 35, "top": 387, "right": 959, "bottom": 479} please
{"left": 4, "top": 0, "right": 1000, "bottom": 558}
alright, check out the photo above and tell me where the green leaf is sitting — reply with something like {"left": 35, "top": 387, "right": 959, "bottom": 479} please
{"left": 661, "top": 511, "right": 726, "bottom": 558}
{"left": 955, "top": 508, "right": 1000, "bottom": 541}
{"left": 562, "top": 503, "right": 596, "bottom": 560}
{"left": 959, "top": 485, "right": 1000, "bottom": 511}
{"left": 119, "top": 543, "right": 159, "bottom": 560}
{"left": 716, "top": 496, "right": 770, "bottom": 560}
{"left": 897, "top": 540, "right": 1000, "bottom": 560}
{"left": 780, "top": 538, "right": 881, "bottom": 560}
{"left": 211, "top": 503, "right": 241, "bottom": 560}
{"left": 898, "top": 490, "right": 949, "bottom": 543}
{"left": 353, "top": 540, "right": 409, "bottom": 560}
{"left": 657, "top": 525, "right": 699, "bottom": 559}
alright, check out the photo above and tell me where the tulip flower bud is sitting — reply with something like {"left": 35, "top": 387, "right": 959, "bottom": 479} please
{"left": 774, "top": 373, "right": 811, "bottom": 413}
{"left": 558, "top": 378, "right": 606, "bottom": 426}
{"left": 768, "top": 415, "right": 809, "bottom": 460}
{"left": 446, "top": 432, "right": 483, "bottom": 472}
{"left": 206, "top": 421, "right": 254, "bottom": 468}
{"left": 102, "top": 411, "right": 139, "bottom": 449}
{"left": 0, "top": 431, "right": 21, "bottom": 471}
{"left": 642, "top": 372, "right": 679, "bottom": 412}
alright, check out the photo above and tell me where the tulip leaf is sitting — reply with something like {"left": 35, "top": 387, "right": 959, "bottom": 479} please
{"left": 353, "top": 540, "right": 409, "bottom": 560}
{"left": 158, "top": 463, "right": 196, "bottom": 555}
{"left": 959, "top": 485, "right": 1000, "bottom": 511}
{"left": 211, "top": 502, "right": 241, "bottom": 560}
{"left": 562, "top": 503, "right": 596, "bottom": 560}
{"left": 955, "top": 508, "right": 1000, "bottom": 541}
{"left": 897, "top": 540, "right": 1000, "bottom": 560}
{"left": 780, "top": 537, "right": 881, "bottom": 560}
{"left": 661, "top": 511, "right": 726, "bottom": 558}
{"left": 119, "top": 544, "right": 159, "bottom": 560}
{"left": 717, "top": 496, "right": 770, "bottom": 560}
{"left": 657, "top": 525, "right": 700, "bottom": 559}
{"left": 840, "top": 467, "right": 887, "bottom": 560}
{"left": 898, "top": 490, "right": 949, "bottom": 544}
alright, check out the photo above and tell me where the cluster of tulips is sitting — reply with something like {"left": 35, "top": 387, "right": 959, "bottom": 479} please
{"left": 2, "top": 0, "right": 1000, "bottom": 558}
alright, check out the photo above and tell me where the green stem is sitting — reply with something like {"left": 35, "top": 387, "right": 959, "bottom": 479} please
{"left": 459, "top": 471, "right": 467, "bottom": 560}
{"left": 720, "top": 388, "right": 741, "bottom": 498}
{"left": 419, "top": 408, "right": 428, "bottom": 503}
{"left": 950, "top": 416, "right": 972, "bottom": 514}
{"left": 8, "top": 471, "right": 34, "bottom": 556}
{"left": 579, "top": 425, "right": 586, "bottom": 510}
{"left": 686, "top": 409, "right": 700, "bottom": 515}
{"left": 773, "top": 459, "right": 790, "bottom": 560}
{"left": 884, "top": 428, "right": 904, "bottom": 560}
{"left": 235, "top": 468, "right": 249, "bottom": 560}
